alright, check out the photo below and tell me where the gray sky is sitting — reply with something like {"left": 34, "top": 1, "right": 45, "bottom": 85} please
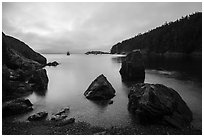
{"left": 2, "top": 2, "right": 202, "bottom": 53}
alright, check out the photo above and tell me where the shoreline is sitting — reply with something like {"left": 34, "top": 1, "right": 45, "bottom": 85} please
{"left": 2, "top": 120, "right": 202, "bottom": 135}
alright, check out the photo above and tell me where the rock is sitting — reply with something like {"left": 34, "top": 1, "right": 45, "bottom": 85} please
{"left": 46, "top": 61, "right": 59, "bottom": 67}
{"left": 28, "top": 69, "right": 49, "bottom": 91}
{"left": 55, "top": 107, "right": 70, "bottom": 115}
{"left": 84, "top": 74, "right": 116, "bottom": 100}
{"left": 109, "top": 100, "right": 114, "bottom": 104}
{"left": 119, "top": 50, "right": 145, "bottom": 83}
{"left": 3, "top": 33, "right": 47, "bottom": 65}
{"left": 51, "top": 115, "right": 67, "bottom": 121}
{"left": 51, "top": 107, "right": 70, "bottom": 121}
{"left": 28, "top": 111, "right": 48, "bottom": 121}
{"left": 56, "top": 118, "right": 75, "bottom": 126}
{"left": 2, "top": 98, "right": 33, "bottom": 117}
{"left": 128, "top": 83, "right": 192, "bottom": 128}
{"left": 67, "top": 52, "right": 70, "bottom": 55}
{"left": 2, "top": 32, "right": 49, "bottom": 101}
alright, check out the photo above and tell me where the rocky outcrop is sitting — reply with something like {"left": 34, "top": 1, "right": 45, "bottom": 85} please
{"left": 120, "top": 50, "right": 145, "bottom": 83}
{"left": 3, "top": 33, "right": 47, "bottom": 64}
{"left": 46, "top": 61, "right": 59, "bottom": 67}
{"left": 2, "top": 32, "right": 48, "bottom": 101}
{"left": 84, "top": 74, "right": 116, "bottom": 100}
{"left": 85, "top": 51, "right": 110, "bottom": 55}
{"left": 3, "top": 98, "right": 33, "bottom": 117}
{"left": 128, "top": 83, "right": 192, "bottom": 128}
{"left": 28, "top": 111, "right": 48, "bottom": 121}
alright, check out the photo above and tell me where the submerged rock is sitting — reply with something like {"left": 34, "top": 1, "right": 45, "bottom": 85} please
{"left": 120, "top": 50, "right": 145, "bottom": 83}
{"left": 3, "top": 98, "right": 33, "bottom": 117}
{"left": 128, "top": 83, "right": 192, "bottom": 128}
{"left": 84, "top": 74, "right": 116, "bottom": 100}
{"left": 28, "top": 111, "right": 48, "bottom": 121}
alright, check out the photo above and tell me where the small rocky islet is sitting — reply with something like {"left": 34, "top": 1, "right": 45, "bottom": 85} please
{"left": 2, "top": 32, "right": 200, "bottom": 135}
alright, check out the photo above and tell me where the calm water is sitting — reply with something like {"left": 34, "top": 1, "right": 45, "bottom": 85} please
{"left": 15, "top": 54, "right": 201, "bottom": 129}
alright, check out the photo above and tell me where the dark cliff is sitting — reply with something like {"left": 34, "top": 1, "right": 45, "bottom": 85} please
{"left": 3, "top": 33, "right": 47, "bottom": 64}
{"left": 110, "top": 12, "right": 202, "bottom": 55}
{"left": 2, "top": 32, "right": 48, "bottom": 101}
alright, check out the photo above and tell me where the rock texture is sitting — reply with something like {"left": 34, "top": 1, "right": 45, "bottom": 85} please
{"left": 120, "top": 50, "right": 145, "bottom": 82}
{"left": 2, "top": 32, "right": 48, "bottom": 101}
{"left": 51, "top": 107, "right": 70, "bottom": 121}
{"left": 3, "top": 33, "right": 47, "bottom": 64}
{"left": 128, "top": 83, "right": 192, "bottom": 128}
{"left": 84, "top": 74, "right": 116, "bottom": 100}
{"left": 28, "top": 111, "right": 48, "bottom": 121}
{"left": 3, "top": 98, "right": 33, "bottom": 117}
{"left": 46, "top": 61, "right": 59, "bottom": 66}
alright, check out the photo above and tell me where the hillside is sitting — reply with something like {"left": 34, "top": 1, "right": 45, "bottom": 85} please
{"left": 3, "top": 33, "right": 47, "bottom": 64}
{"left": 110, "top": 12, "right": 202, "bottom": 55}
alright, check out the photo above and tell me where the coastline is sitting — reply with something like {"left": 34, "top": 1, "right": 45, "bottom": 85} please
{"left": 2, "top": 120, "right": 201, "bottom": 135}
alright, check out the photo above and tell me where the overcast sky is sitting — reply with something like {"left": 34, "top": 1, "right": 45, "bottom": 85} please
{"left": 2, "top": 2, "right": 202, "bottom": 53}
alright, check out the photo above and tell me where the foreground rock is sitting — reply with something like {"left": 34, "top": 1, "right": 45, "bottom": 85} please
{"left": 28, "top": 111, "right": 48, "bottom": 121}
{"left": 128, "top": 83, "right": 192, "bottom": 128}
{"left": 84, "top": 74, "right": 116, "bottom": 100}
{"left": 51, "top": 107, "right": 70, "bottom": 121}
{"left": 3, "top": 98, "right": 33, "bottom": 117}
{"left": 120, "top": 50, "right": 145, "bottom": 83}
{"left": 46, "top": 61, "right": 59, "bottom": 67}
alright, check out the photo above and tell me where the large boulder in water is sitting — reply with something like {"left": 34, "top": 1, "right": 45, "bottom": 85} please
{"left": 84, "top": 74, "right": 116, "bottom": 100}
{"left": 119, "top": 50, "right": 145, "bottom": 83}
{"left": 128, "top": 83, "right": 192, "bottom": 128}
{"left": 2, "top": 98, "right": 33, "bottom": 117}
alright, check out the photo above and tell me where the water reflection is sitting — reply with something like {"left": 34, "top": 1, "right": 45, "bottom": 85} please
{"left": 143, "top": 55, "right": 202, "bottom": 82}
{"left": 111, "top": 56, "right": 125, "bottom": 64}
{"left": 89, "top": 100, "right": 110, "bottom": 108}
{"left": 22, "top": 54, "right": 201, "bottom": 129}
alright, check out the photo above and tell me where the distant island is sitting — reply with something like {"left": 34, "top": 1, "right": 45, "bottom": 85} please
{"left": 85, "top": 51, "right": 110, "bottom": 55}
{"left": 110, "top": 12, "right": 201, "bottom": 57}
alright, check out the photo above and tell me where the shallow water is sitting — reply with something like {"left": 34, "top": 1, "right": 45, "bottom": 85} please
{"left": 15, "top": 54, "right": 201, "bottom": 129}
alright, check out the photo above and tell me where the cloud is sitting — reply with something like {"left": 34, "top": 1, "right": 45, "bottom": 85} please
{"left": 2, "top": 2, "right": 201, "bottom": 53}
